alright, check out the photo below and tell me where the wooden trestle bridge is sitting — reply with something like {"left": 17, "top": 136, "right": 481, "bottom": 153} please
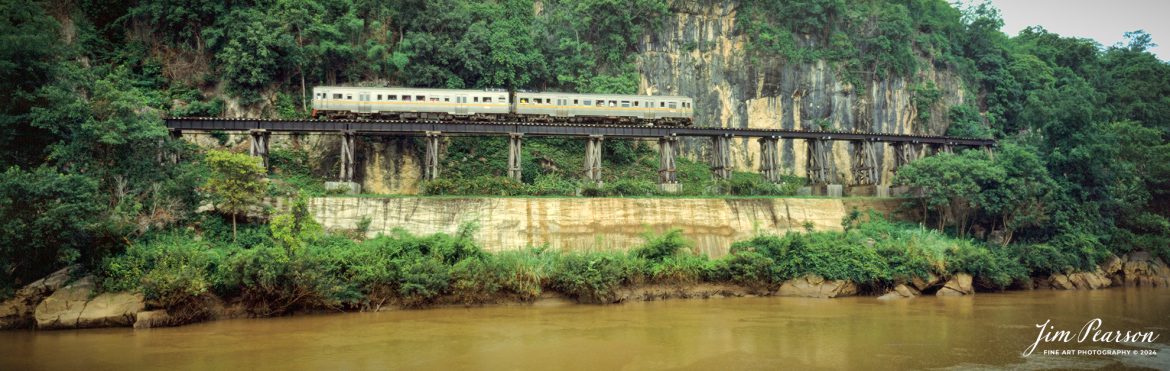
{"left": 165, "top": 117, "right": 996, "bottom": 193}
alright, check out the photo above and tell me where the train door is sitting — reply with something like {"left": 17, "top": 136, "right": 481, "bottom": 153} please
{"left": 358, "top": 93, "right": 371, "bottom": 113}
{"left": 455, "top": 96, "right": 469, "bottom": 115}
{"left": 555, "top": 98, "right": 568, "bottom": 117}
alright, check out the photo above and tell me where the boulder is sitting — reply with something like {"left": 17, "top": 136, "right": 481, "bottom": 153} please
{"left": 878, "top": 284, "right": 919, "bottom": 300}
{"left": 936, "top": 273, "right": 974, "bottom": 296}
{"left": 1099, "top": 254, "right": 1123, "bottom": 276}
{"left": 0, "top": 267, "right": 74, "bottom": 329}
{"left": 777, "top": 275, "right": 858, "bottom": 298}
{"left": 34, "top": 276, "right": 144, "bottom": 330}
{"left": 1066, "top": 272, "right": 1109, "bottom": 290}
{"left": 134, "top": 310, "right": 179, "bottom": 329}
{"left": 1049, "top": 273, "right": 1075, "bottom": 290}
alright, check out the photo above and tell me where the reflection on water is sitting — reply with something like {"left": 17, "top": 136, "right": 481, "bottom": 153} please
{"left": 1, "top": 289, "right": 1167, "bottom": 370}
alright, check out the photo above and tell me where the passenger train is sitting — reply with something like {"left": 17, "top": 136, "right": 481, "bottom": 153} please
{"left": 311, "top": 86, "right": 694, "bottom": 126}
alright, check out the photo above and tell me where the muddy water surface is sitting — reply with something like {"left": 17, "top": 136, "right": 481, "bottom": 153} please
{"left": 2, "top": 289, "right": 1168, "bottom": 370}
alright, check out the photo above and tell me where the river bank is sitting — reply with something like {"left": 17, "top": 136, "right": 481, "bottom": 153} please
{"left": 3, "top": 248, "right": 1167, "bottom": 331}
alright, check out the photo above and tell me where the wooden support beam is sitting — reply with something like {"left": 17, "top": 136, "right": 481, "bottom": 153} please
{"left": 658, "top": 136, "right": 678, "bottom": 184}
{"left": 758, "top": 136, "right": 781, "bottom": 183}
{"left": 806, "top": 138, "right": 837, "bottom": 185}
{"left": 249, "top": 129, "right": 270, "bottom": 170}
{"left": 584, "top": 135, "right": 604, "bottom": 183}
{"left": 424, "top": 131, "right": 441, "bottom": 180}
{"left": 850, "top": 140, "right": 879, "bottom": 185}
{"left": 507, "top": 133, "right": 523, "bottom": 181}
{"left": 710, "top": 135, "right": 732, "bottom": 180}
{"left": 339, "top": 130, "right": 355, "bottom": 182}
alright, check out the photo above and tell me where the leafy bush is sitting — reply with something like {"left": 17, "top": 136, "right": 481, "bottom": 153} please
{"left": 100, "top": 233, "right": 227, "bottom": 322}
{"left": 551, "top": 252, "right": 640, "bottom": 303}
{"left": 397, "top": 255, "right": 450, "bottom": 307}
{"left": 631, "top": 229, "right": 691, "bottom": 261}
{"left": 946, "top": 243, "right": 1027, "bottom": 289}
{"left": 449, "top": 257, "right": 502, "bottom": 305}
{"left": 492, "top": 248, "right": 553, "bottom": 301}
{"left": 721, "top": 249, "right": 776, "bottom": 291}
{"left": 529, "top": 174, "right": 577, "bottom": 196}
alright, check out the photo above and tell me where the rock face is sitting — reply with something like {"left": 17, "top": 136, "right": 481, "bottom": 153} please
{"left": 0, "top": 267, "right": 74, "bottom": 329}
{"left": 936, "top": 273, "right": 974, "bottom": 296}
{"left": 878, "top": 284, "right": 920, "bottom": 300}
{"left": 33, "top": 276, "right": 145, "bottom": 330}
{"left": 777, "top": 275, "right": 858, "bottom": 298}
{"left": 1119, "top": 251, "right": 1170, "bottom": 287}
{"left": 637, "top": 0, "right": 964, "bottom": 185}
{"left": 294, "top": 196, "right": 903, "bottom": 257}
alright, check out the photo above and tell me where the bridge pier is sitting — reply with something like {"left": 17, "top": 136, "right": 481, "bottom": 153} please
{"left": 166, "top": 129, "right": 182, "bottom": 164}
{"left": 339, "top": 130, "right": 355, "bottom": 182}
{"left": 584, "top": 135, "right": 604, "bottom": 183}
{"left": 424, "top": 131, "right": 442, "bottom": 180}
{"left": 710, "top": 135, "right": 732, "bottom": 180}
{"left": 850, "top": 140, "right": 879, "bottom": 186}
{"left": 658, "top": 136, "right": 679, "bottom": 192}
{"left": 508, "top": 133, "right": 523, "bottom": 181}
{"left": 249, "top": 129, "right": 270, "bottom": 170}
{"left": 758, "top": 136, "right": 781, "bottom": 183}
{"left": 806, "top": 137, "right": 837, "bottom": 185}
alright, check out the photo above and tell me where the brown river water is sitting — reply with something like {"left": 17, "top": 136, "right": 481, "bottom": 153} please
{"left": 2, "top": 288, "right": 1168, "bottom": 370}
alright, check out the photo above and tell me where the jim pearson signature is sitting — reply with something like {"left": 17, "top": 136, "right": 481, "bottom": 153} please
{"left": 1023, "top": 318, "right": 1161, "bottom": 357}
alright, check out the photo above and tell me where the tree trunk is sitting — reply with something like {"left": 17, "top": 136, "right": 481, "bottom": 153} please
{"left": 232, "top": 213, "right": 238, "bottom": 242}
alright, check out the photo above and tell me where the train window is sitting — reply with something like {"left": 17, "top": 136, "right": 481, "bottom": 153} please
{"left": 388, "top": 95, "right": 397, "bottom": 101}
{"left": 597, "top": 100, "right": 605, "bottom": 107}
{"left": 376, "top": 95, "right": 382, "bottom": 100}
{"left": 573, "top": 99, "right": 579, "bottom": 105}
{"left": 346, "top": 95, "right": 352, "bottom": 100}
{"left": 584, "top": 100, "right": 592, "bottom": 106}
{"left": 483, "top": 97, "right": 492, "bottom": 103}
{"left": 430, "top": 97, "right": 439, "bottom": 102}
{"left": 444, "top": 97, "right": 450, "bottom": 102}
{"left": 403, "top": 95, "right": 411, "bottom": 101}
{"left": 520, "top": 98, "right": 529, "bottom": 103}
{"left": 621, "top": 101, "right": 630, "bottom": 108}
{"left": 534, "top": 98, "right": 541, "bottom": 104}
{"left": 660, "top": 102, "right": 665, "bottom": 108}
{"left": 474, "top": 97, "right": 479, "bottom": 103}
{"left": 499, "top": 96, "right": 507, "bottom": 102}
{"left": 416, "top": 95, "right": 425, "bottom": 101}
{"left": 668, "top": 102, "right": 677, "bottom": 109}
{"left": 609, "top": 100, "right": 617, "bottom": 107}
{"left": 633, "top": 101, "right": 639, "bottom": 107}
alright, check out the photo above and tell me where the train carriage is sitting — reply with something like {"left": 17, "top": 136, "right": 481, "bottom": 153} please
{"left": 311, "top": 86, "right": 693, "bottom": 126}
{"left": 514, "top": 92, "right": 693, "bottom": 125}
{"left": 312, "top": 87, "right": 509, "bottom": 120}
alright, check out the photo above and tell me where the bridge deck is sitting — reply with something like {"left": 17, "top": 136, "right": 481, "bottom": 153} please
{"left": 165, "top": 117, "right": 996, "bottom": 146}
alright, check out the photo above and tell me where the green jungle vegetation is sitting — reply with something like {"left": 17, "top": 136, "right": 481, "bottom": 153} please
{"left": 101, "top": 205, "right": 1032, "bottom": 322}
{"left": 1, "top": 0, "right": 1168, "bottom": 304}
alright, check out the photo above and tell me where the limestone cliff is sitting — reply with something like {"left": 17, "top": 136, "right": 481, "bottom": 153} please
{"left": 637, "top": 0, "right": 965, "bottom": 185}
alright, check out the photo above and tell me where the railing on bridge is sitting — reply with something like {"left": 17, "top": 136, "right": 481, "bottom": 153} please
{"left": 165, "top": 117, "right": 995, "bottom": 195}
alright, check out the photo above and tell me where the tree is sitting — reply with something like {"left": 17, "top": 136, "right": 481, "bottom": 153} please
{"left": 0, "top": 167, "right": 102, "bottom": 293}
{"left": 892, "top": 149, "right": 1004, "bottom": 235}
{"left": 203, "top": 150, "right": 266, "bottom": 240}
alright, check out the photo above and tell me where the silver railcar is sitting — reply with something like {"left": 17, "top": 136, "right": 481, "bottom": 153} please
{"left": 312, "top": 87, "right": 509, "bottom": 119}
{"left": 514, "top": 92, "right": 692, "bottom": 125}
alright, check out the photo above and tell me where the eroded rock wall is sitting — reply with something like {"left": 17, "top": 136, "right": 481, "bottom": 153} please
{"left": 637, "top": 0, "right": 965, "bottom": 184}
{"left": 295, "top": 197, "right": 904, "bottom": 258}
